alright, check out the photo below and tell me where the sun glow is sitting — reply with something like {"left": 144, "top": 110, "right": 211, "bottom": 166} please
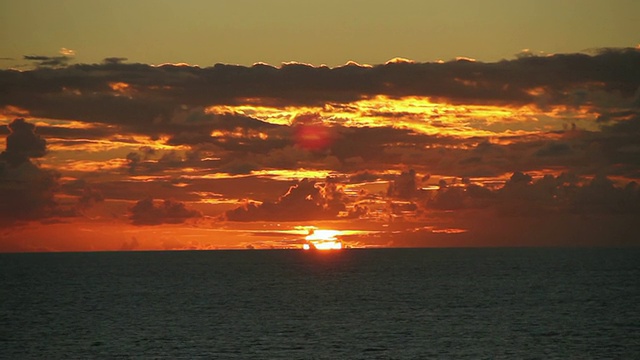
{"left": 303, "top": 241, "right": 343, "bottom": 250}
{"left": 204, "top": 95, "right": 570, "bottom": 138}
{"left": 303, "top": 229, "right": 344, "bottom": 251}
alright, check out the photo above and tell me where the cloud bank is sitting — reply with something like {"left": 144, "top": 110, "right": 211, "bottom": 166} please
{"left": 129, "top": 198, "right": 202, "bottom": 225}
{"left": 225, "top": 179, "right": 349, "bottom": 221}
{"left": 3, "top": 48, "right": 638, "bottom": 112}
{"left": 1, "top": 49, "right": 639, "bottom": 249}
{"left": 3, "top": 48, "right": 638, "bottom": 179}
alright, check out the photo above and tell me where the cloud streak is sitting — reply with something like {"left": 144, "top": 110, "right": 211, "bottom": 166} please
{"left": 3, "top": 48, "right": 638, "bottom": 119}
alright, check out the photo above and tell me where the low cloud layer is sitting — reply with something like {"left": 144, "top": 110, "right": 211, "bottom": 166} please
{"left": 419, "top": 171, "right": 640, "bottom": 216}
{"left": 129, "top": 198, "right": 202, "bottom": 225}
{"left": 225, "top": 179, "right": 350, "bottom": 221}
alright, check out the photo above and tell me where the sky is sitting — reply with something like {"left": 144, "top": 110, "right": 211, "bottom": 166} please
{"left": 1, "top": 0, "right": 639, "bottom": 252}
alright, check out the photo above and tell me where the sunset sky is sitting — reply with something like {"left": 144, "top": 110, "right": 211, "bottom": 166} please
{"left": 1, "top": 0, "right": 639, "bottom": 251}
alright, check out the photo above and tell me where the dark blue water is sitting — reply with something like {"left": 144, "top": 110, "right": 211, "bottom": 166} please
{"left": 1, "top": 248, "right": 639, "bottom": 359}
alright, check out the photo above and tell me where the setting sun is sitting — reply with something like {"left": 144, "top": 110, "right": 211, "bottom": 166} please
{"left": 303, "top": 229, "right": 344, "bottom": 250}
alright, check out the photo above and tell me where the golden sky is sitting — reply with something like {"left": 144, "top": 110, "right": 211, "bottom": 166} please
{"left": 1, "top": 1, "right": 640, "bottom": 251}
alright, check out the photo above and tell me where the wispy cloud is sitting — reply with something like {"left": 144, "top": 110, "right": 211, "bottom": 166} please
{"left": 22, "top": 54, "right": 71, "bottom": 68}
{"left": 59, "top": 48, "right": 76, "bottom": 56}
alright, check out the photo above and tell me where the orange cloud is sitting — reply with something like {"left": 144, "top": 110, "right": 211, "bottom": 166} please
{"left": 2, "top": 49, "right": 640, "bottom": 251}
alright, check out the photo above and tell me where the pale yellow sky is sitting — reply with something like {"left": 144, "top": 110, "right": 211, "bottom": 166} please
{"left": 1, "top": 0, "right": 639, "bottom": 68}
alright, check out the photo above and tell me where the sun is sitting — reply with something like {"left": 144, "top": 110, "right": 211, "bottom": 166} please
{"left": 302, "top": 229, "right": 343, "bottom": 250}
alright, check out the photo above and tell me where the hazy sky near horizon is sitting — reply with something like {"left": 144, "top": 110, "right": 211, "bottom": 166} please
{"left": 1, "top": 0, "right": 639, "bottom": 67}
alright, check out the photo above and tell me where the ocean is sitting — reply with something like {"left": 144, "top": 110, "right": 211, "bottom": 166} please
{"left": 1, "top": 248, "right": 638, "bottom": 359}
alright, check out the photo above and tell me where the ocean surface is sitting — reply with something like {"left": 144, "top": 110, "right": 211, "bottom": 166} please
{"left": 1, "top": 248, "right": 639, "bottom": 359}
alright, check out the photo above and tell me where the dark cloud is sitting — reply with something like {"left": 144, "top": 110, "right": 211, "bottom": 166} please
{"left": 507, "top": 171, "right": 533, "bottom": 184}
{"left": 2, "top": 48, "right": 638, "bottom": 125}
{"left": 129, "top": 198, "right": 202, "bottom": 225}
{"left": 0, "top": 119, "right": 105, "bottom": 221}
{"left": 571, "top": 175, "right": 640, "bottom": 214}
{"left": 23, "top": 55, "right": 71, "bottom": 68}
{"left": 122, "top": 150, "right": 196, "bottom": 176}
{"left": 125, "top": 152, "right": 143, "bottom": 174}
{"left": 348, "top": 171, "right": 382, "bottom": 183}
{"left": 0, "top": 119, "right": 58, "bottom": 219}
{"left": 423, "top": 172, "right": 640, "bottom": 216}
{"left": 0, "top": 160, "right": 60, "bottom": 220}
{"left": 430, "top": 187, "right": 468, "bottom": 210}
{"left": 0, "top": 118, "right": 47, "bottom": 166}
{"left": 32, "top": 124, "right": 117, "bottom": 141}
{"left": 103, "top": 57, "right": 128, "bottom": 65}
{"left": 413, "top": 128, "right": 640, "bottom": 180}
{"left": 601, "top": 113, "right": 640, "bottom": 134}
{"left": 124, "top": 150, "right": 185, "bottom": 175}
{"left": 534, "top": 142, "right": 572, "bottom": 157}
{"left": 0, "top": 48, "right": 638, "bottom": 234}
{"left": 217, "top": 159, "right": 258, "bottom": 175}
{"left": 2, "top": 48, "right": 638, "bottom": 179}
{"left": 59, "top": 178, "right": 105, "bottom": 211}
{"left": 118, "top": 117, "right": 640, "bottom": 181}
{"left": 225, "top": 179, "right": 347, "bottom": 221}
{"left": 76, "top": 186, "right": 105, "bottom": 211}
{"left": 150, "top": 123, "right": 452, "bottom": 175}
{"left": 165, "top": 114, "right": 286, "bottom": 152}
{"left": 387, "top": 170, "right": 418, "bottom": 199}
